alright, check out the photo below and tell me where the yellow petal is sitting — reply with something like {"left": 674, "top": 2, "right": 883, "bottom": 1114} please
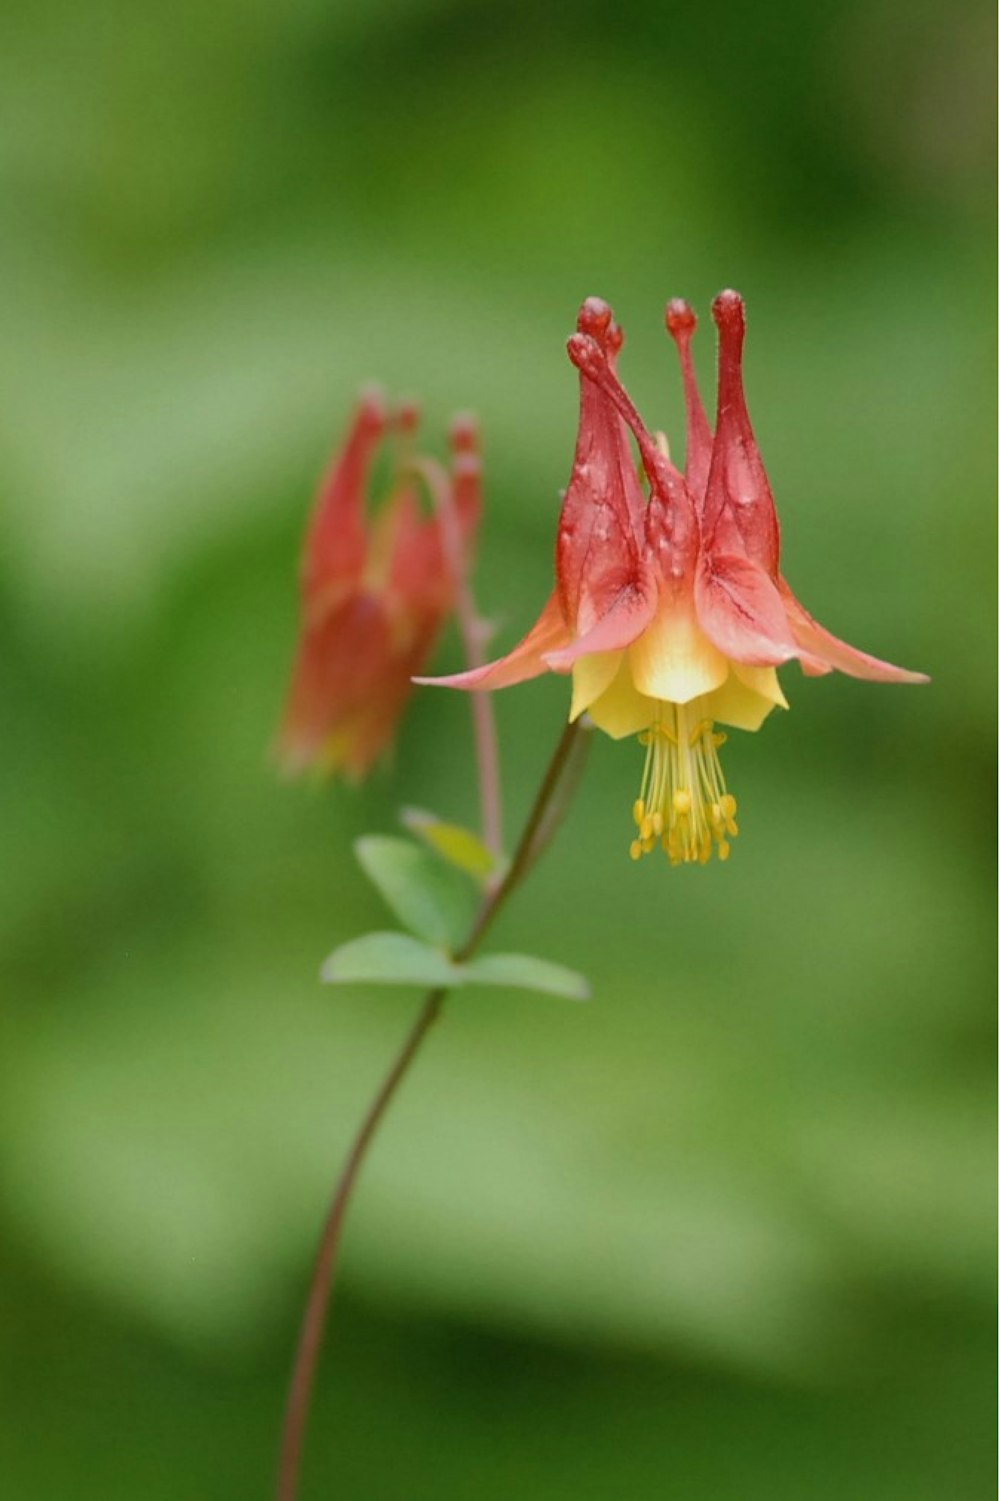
{"left": 570, "top": 651, "right": 623, "bottom": 721}
{"left": 586, "top": 659, "right": 657, "bottom": 739}
{"left": 702, "top": 665, "right": 786, "bottom": 732}
{"left": 733, "top": 662, "right": 789, "bottom": 709}
{"left": 627, "top": 604, "right": 729, "bottom": 704}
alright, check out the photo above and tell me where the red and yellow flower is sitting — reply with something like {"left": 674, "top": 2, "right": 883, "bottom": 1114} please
{"left": 425, "top": 292, "right": 926, "bottom": 865}
{"left": 279, "top": 389, "right": 479, "bottom": 779}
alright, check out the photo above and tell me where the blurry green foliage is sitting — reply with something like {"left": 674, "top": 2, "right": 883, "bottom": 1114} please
{"left": 0, "top": 0, "right": 994, "bottom": 1497}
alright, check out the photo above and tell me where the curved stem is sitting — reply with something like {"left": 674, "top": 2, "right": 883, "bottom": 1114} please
{"left": 458, "top": 717, "right": 584, "bottom": 956}
{"left": 275, "top": 989, "right": 444, "bottom": 1501}
{"left": 274, "top": 716, "right": 587, "bottom": 1501}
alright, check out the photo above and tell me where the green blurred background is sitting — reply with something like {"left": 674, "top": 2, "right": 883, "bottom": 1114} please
{"left": 0, "top": 0, "right": 994, "bottom": 1496}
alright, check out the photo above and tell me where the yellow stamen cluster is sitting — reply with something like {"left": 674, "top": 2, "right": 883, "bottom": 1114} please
{"left": 628, "top": 701, "right": 739, "bottom": 866}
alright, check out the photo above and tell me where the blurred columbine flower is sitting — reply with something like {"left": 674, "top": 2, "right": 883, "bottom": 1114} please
{"left": 278, "top": 389, "right": 479, "bottom": 780}
{"left": 426, "top": 292, "right": 926, "bottom": 865}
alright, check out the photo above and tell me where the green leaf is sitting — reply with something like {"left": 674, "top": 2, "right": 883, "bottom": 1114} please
{"left": 320, "top": 932, "right": 589, "bottom": 1001}
{"left": 400, "top": 807, "right": 500, "bottom": 884}
{"left": 321, "top": 932, "right": 461, "bottom": 989}
{"left": 354, "top": 835, "right": 477, "bottom": 949}
{"left": 463, "top": 952, "right": 590, "bottom": 1001}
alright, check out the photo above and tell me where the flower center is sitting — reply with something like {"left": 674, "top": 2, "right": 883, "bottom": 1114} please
{"left": 629, "top": 700, "right": 739, "bottom": 865}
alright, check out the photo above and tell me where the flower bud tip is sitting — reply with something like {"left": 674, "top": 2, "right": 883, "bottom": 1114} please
{"left": 566, "top": 331, "right": 607, "bottom": 379}
{"left": 665, "top": 298, "right": 696, "bottom": 338}
{"left": 711, "top": 289, "right": 745, "bottom": 331}
{"left": 356, "top": 383, "right": 387, "bottom": 427}
{"left": 449, "top": 411, "right": 479, "bottom": 452}
{"left": 393, "top": 398, "right": 421, "bottom": 434}
{"left": 576, "top": 297, "right": 624, "bottom": 356}
{"left": 577, "top": 296, "right": 613, "bottom": 337}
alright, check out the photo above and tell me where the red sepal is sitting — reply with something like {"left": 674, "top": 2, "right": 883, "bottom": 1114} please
{"left": 301, "top": 389, "right": 385, "bottom": 608}
{"left": 417, "top": 591, "right": 570, "bottom": 691}
{"left": 543, "top": 570, "right": 658, "bottom": 672}
{"left": 695, "top": 552, "right": 798, "bottom": 666}
{"left": 779, "top": 579, "right": 930, "bottom": 684}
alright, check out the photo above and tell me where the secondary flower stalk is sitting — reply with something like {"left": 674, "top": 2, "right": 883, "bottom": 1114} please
{"left": 422, "top": 292, "right": 927, "bottom": 864}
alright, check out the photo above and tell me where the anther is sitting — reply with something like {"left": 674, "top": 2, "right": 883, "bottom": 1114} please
{"left": 627, "top": 705, "right": 738, "bottom": 869}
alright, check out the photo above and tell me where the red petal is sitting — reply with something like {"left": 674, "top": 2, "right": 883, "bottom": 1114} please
{"left": 302, "top": 389, "right": 385, "bottom": 604}
{"left": 377, "top": 488, "right": 452, "bottom": 615}
{"left": 416, "top": 591, "right": 570, "bottom": 691}
{"left": 701, "top": 291, "right": 781, "bottom": 578}
{"left": 278, "top": 592, "right": 395, "bottom": 770}
{"left": 665, "top": 299, "right": 713, "bottom": 502}
{"left": 779, "top": 579, "right": 930, "bottom": 684}
{"left": 695, "top": 553, "right": 799, "bottom": 666}
{"left": 542, "top": 571, "right": 658, "bottom": 671}
{"left": 566, "top": 330, "right": 699, "bottom": 588}
{"left": 556, "top": 305, "right": 646, "bottom": 630}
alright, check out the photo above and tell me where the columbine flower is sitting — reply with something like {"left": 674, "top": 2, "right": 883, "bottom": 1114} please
{"left": 278, "top": 388, "right": 480, "bottom": 780}
{"left": 423, "top": 292, "right": 927, "bottom": 865}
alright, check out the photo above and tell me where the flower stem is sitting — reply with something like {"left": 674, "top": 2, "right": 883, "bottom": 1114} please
{"left": 274, "top": 716, "right": 587, "bottom": 1501}
{"left": 408, "top": 453, "right": 503, "bottom": 857}
{"left": 462, "top": 633, "right": 503, "bottom": 861}
{"left": 274, "top": 987, "right": 444, "bottom": 1501}
{"left": 458, "top": 717, "right": 585, "bottom": 957}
